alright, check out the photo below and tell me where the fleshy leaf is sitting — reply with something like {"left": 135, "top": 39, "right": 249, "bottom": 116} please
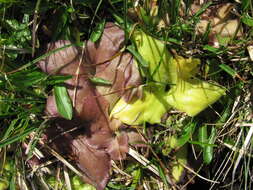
{"left": 95, "top": 53, "right": 142, "bottom": 109}
{"left": 132, "top": 30, "right": 173, "bottom": 82}
{"left": 44, "top": 119, "right": 111, "bottom": 190}
{"left": 111, "top": 55, "right": 225, "bottom": 124}
{"left": 166, "top": 80, "right": 225, "bottom": 116}
{"left": 38, "top": 35, "right": 132, "bottom": 190}
{"left": 111, "top": 84, "right": 170, "bottom": 125}
{"left": 168, "top": 56, "right": 201, "bottom": 83}
{"left": 166, "top": 56, "right": 226, "bottom": 116}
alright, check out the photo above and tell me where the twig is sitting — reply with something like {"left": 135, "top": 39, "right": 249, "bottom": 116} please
{"left": 44, "top": 145, "right": 83, "bottom": 177}
{"left": 179, "top": 162, "right": 220, "bottom": 184}
{"left": 111, "top": 160, "right": 132, "bottom": 178}
{"left": 230, "top": 57, "right": 249, "bottom": 62}
{"left": 37, "top": 171, "right": 50, "bottom": 190}
{"left": 54, "top": 163, "right": 61, "bottom": 190}
{"left": 210, "top": 129, "right": 243, "bottom": 190}
{"left": 218, "top": 139, "right": 253, "bottom": 158}
{"left": 17, "top": 171, "right": 29, "bottom": 190}
{"left": 128, "top": 148, "right": 159, "bottom": 176}
{"left": 63, "top": 165, "right": 72, "bottom": 190}
{"left": 0, "top": 5, "right": 6, "bottom": 71}
{"left": 32, "top": 0, "right": 42, "bottom": 57}
{"left": 143, "top": 181, "right": 150, "bottom": 190}
{"left": 217, "top": 96, "right": 241, "bottom": 137}
{"left": 128, "top": 147, "right": 174, "bottom": 187}
{"left": 180, "top": 165, "right": 203, "bottom": 190}
{"left": 73, "top": 41, "right": 86, "bottom": 108}
{"left": 29, "top": 159, "right": 56, "bottom": 177}
{"left": 232, "top": 123, "right": 253, "bottom": 190}
{"left": 0, "top": 46, "right": 31, "bottom": 54}
{"left": 209, "top": 152, "right": 231, "bottom": 190}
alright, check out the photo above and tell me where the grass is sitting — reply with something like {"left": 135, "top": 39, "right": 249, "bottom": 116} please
{"left": 0, "top": 0, "right": 253, "bottom": 190}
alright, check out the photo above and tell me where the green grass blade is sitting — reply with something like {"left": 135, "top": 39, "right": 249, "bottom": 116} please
{"left": 89, "top": 77, "right": 112, "bottom": 86}
{"left": 203, "top": 127, "right": 217, "bottom": 164}
{"left": 203, "top": 45, "right": 220, "bottom": 53}
{"left": 157, "top": 165, "right": 169, "bottom": 188}
{"left": 129, "top": 168, "right": 141, "bottom": 190}
{"left": 9, "top": 70, "right": 46, "bottom": 87}
{"left": 192, "top": 1, "right": 212, "bottom": 18}
{"left": 175, "top": 121, "right": 196, "bottom": 148}
{"left": 45, "top": 75, "right": 73, "bottom": 85}
{"left": 126, "top": 45, "right": 149, "bottom": 68}
{"left": 219, "top": 64, "right": 237, "bottom": 78}
{"left": 54, "top": 85, "right": 73, "bottom": 120}
{"left": 241, "top": 14, "right": 253, "bottom": 27}
{"left": 188, "top": 141, "right": 217, "bottom": 147}
{"left": 90, "top": 19, "right": 106, "bottom": 42}
{"left": 0, "top": 126, "right": 36, "bottom": 149}
{"left": 198, "top": 125, "right": 207, "bottom": 149}
{"left": 1, "top": 118, "right": 18, "bottom": 140}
